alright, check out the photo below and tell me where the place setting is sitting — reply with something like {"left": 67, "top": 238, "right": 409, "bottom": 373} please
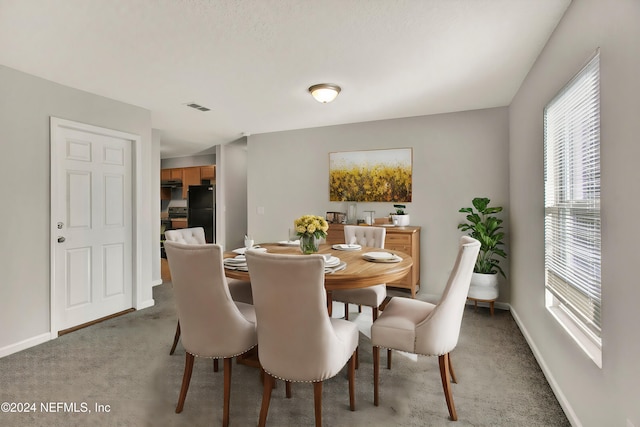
{"left": 332, "top": 243, "right": 362, "bottom": 251}
{"left": 223, "top": 255, "right": 249, "bottom": 271}
{"left": 322, "top": 253, "right": 347, "bottom": 274}
{"left": 362, "top": 251, "right": 403, "bottom": 263}
{"left": 278, "top": 228, "right": 302, "bottom": 246}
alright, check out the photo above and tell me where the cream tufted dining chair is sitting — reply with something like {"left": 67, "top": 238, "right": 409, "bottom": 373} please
{"left": 332, "top": 225, "right": 387, "bottom": 321}
{"left": 371, "top": 236, "right": 480, "bottom": 421}
{"left": 165, "top": 227, "right": 207, "bottom": 245}
{"left": 164, "top": 241, "right": 257, "bottom": 427}
{"left": 245, "top": 251, "right": 358, "bottom": 427}
{"left": 165, "top": 227, "right": 253, "bottom": 356}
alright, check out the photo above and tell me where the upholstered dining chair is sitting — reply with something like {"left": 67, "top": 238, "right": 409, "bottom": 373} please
{"left": 164, "top": 227, "right": 253, "bottom": 356}
{"left": 245, "top": 251, "right": 359, "bottom": 427}
{"left": 371, "top": 236, "right": 480, "bottom": 421}
{"left": 332, "top": 225, "right": 387, "bottom": 321}
{"left": 164, "top": 241, "right": 257, "bottom": 427}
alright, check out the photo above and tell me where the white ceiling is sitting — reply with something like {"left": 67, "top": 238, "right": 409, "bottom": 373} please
{"left": 0, "top": 0, "right": 570, "bottom": 158}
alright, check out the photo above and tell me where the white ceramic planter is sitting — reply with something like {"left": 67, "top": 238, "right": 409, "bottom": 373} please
{"left": 468, "top": 272, "right": 499, "bottom": 300}
{"left": 391, "top": 214, "right": 410, "bottom": 226}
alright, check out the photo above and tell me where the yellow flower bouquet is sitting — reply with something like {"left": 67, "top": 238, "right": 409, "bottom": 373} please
{"left": 294, "top": 214, "right": 329, "bottom": 254}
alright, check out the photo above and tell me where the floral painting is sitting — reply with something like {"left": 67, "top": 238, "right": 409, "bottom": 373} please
{"left": 329, "top": 148, "right": 412, "bottom": 202}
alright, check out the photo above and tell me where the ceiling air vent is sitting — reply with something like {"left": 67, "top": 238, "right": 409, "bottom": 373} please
{"left": 185, "top": 102, "right": 211, "bottom": 112}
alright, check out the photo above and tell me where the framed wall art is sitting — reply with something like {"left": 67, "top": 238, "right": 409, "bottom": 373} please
{"left": 329, "top": 148, "right": 412, "bottom": 202}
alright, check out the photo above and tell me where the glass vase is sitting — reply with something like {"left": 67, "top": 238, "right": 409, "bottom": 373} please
{"left": 299, "top": 234, "right": 320, "bottom": 254}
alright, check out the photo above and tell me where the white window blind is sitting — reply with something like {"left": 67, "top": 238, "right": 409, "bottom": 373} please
{"left": 544, "top": 52, "right": 601, "bottom": 348}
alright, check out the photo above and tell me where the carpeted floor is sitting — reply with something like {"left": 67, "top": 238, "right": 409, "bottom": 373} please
{"left": 0, "top": 281, "right": 569, "bottom": 426}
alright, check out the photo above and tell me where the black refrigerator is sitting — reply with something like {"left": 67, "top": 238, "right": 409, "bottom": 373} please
{"left": 187, "top": 185, "right": 215, "bottom": 243}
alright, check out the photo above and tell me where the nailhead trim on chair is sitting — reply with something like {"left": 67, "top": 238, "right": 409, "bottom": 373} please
{"left": 262, "top": 353, "right": 356, "bottom": 384}
{"left": 187, "top": 344, "right": 257, "bottom": 359}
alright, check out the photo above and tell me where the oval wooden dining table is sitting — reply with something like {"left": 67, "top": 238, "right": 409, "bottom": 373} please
{"left": 224, "top": 243, "right": 413, "bottom": 316}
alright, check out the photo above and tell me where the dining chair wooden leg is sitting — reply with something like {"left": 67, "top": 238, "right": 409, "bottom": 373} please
{"left": 439, "top": 353, "right": 458, "bottom": 421}
{"left": 387, "top": 349, "right": 392, "bottom": 369}
{"left": 358, "top": 305, "right": 362, "bottom": 313}
{"left": 169, "top": 321, "right": 181, "bottom": 355}
{"left": 213, "top": 359, "right": 219, "bottom": 372}
{"left": 344, "top": 303, "right": 350, "bottom": 320}
{"left": 313, "top": 381, "right": 323, "bottom": 427}
{"left": 285, "top": 381, "right": 292, "bottom": 398}
{"left": 258, "top": 372, "right": 274, "bottom": 427}
{"left": 223, "top": 358, "right": 232, "bottom": 427}
{"left": 355, "top": 346, "right": 359, "bottom": 370}
{"left": 373, "top": 346, "right": 380, "bottom": 406}
{"left": 348, "top": 350, "right": 356, "bottom": 411}
{"left": 448, "top": 353, "right": 458, "bottom": 384}
{"left": 176, "top": 352, "right": 194, "bottom": 413}
{"left": 372, "top": 307, "right": 378, "bottom": 321}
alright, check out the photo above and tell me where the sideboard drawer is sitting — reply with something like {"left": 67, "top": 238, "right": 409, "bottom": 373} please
{"left": 386, "top": 233, "right": 411, "bottom": 245}
{"left": 385, "top": 234, "right": 411, "bottom": 255}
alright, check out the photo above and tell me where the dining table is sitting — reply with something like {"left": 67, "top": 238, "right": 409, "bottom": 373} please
{"left": 223, "top": 242, "right": 413, "bottom": 316}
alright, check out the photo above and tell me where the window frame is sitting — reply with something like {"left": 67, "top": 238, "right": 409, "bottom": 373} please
{"left": 543, "top": 50, "right": 602, "bottom": 368}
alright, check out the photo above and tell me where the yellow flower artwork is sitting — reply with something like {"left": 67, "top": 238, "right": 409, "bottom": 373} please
{"left": 329, "top": 148, "right": 412, "bottom": 202}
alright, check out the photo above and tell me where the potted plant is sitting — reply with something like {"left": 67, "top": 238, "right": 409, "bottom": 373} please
{"left": 390, "top": 204, "right": 410, "bottom": 226}
{"left": 458, "top": 197, "right": 506, "bottom": 303}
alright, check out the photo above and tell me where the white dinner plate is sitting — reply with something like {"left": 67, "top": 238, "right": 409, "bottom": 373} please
{"left": 324, "top": 256, "right": 341, "bottom": 267}
{"left": 224, "top": 261, "right": 246, "bottom": 266}
{"left": 362, "top": 251, "right": 403, "bottom": 263}
{"left": 332, "top": 244, "right": 362, "bottom": 251}
{"left": 278, "top": 240, "right": 300, "bottom": 246}
{"left": 232, "top": 247, "right": 266, "bottom": 255}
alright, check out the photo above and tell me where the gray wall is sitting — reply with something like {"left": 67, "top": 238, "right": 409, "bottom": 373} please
{"left": 247, "top": 108, "right": 510, "bottom": 297}
{"left": 218, "top": 138, "right": 248, "bottom": 251}
{"left": 0, "top": 65, "right": 155, "bottom": 354}
{"left": 509, "top": 0, "right": 640, "bottom": 425}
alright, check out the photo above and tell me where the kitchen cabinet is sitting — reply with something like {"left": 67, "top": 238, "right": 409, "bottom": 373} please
{"left": 200, "top": 165, "right": 215, "bottom": 181}
{"left": 181, "top": 167, "right": 201, "bottom": 199}
{"left": 171, "top": 218, "right": 188, "bottom": 229}
{"left": 160, "top": 187, "right": 171, "bottom": 200}
{"left": 170, "top": 168, "right": 183, "bottom": 180}
{"left": 325, "top": 224, "right": 421, "bottom": 297}
{"left": 161, "top": 165, "right": 215, "bottom": 200}
{"left": 160, "top": 169, "right": 171, "bottom": 181}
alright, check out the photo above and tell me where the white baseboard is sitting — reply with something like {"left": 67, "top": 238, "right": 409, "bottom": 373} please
{"left": 0, "top": 332, "right": 51, "bottom": 358}
{"left": 151, "top": 279, "right": 163, "bottom": 287}
{"left": 510, "top": 306, "right": 581, "bottom": 427}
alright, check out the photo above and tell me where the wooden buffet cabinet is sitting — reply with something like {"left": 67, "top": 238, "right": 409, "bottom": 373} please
{"left": 161, "top": 165, "right": 216, "bottom": 200}
{"left": 325, "top": 224, "right": 421, "bottom": 297}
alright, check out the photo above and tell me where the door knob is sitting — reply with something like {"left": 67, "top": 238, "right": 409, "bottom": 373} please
{"left": 57, "top": 236, "right": 66, "bottom": 243}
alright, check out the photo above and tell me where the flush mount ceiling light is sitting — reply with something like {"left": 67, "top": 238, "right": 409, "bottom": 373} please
{"left": 308, "top": 83, "right": 341, "bottom": 103}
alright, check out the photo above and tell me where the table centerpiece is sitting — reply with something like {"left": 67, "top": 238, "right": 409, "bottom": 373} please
{"left": 294, "top": 214, "right": 329, "bottom": 254}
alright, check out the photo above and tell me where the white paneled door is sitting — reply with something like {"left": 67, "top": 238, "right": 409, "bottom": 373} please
{"left": 51, "top": 119, "right": 134, "bottom": 333}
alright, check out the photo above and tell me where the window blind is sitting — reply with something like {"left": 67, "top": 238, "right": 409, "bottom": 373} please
{"left": 544, "top": 52, "right": 601, "bottom": 344}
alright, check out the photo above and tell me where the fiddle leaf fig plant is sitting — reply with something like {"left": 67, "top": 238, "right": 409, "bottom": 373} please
{"left": 458, "top": 197, "right": 506, "bottom": 277}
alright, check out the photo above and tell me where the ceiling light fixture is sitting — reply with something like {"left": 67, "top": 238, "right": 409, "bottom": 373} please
{"left": 308, "top": 83, "right": 341, "bottom": 103}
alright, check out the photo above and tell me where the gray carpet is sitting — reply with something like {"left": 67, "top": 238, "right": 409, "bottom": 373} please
{"left": 0, "top": 282, "right": 569, "bottom": 427}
